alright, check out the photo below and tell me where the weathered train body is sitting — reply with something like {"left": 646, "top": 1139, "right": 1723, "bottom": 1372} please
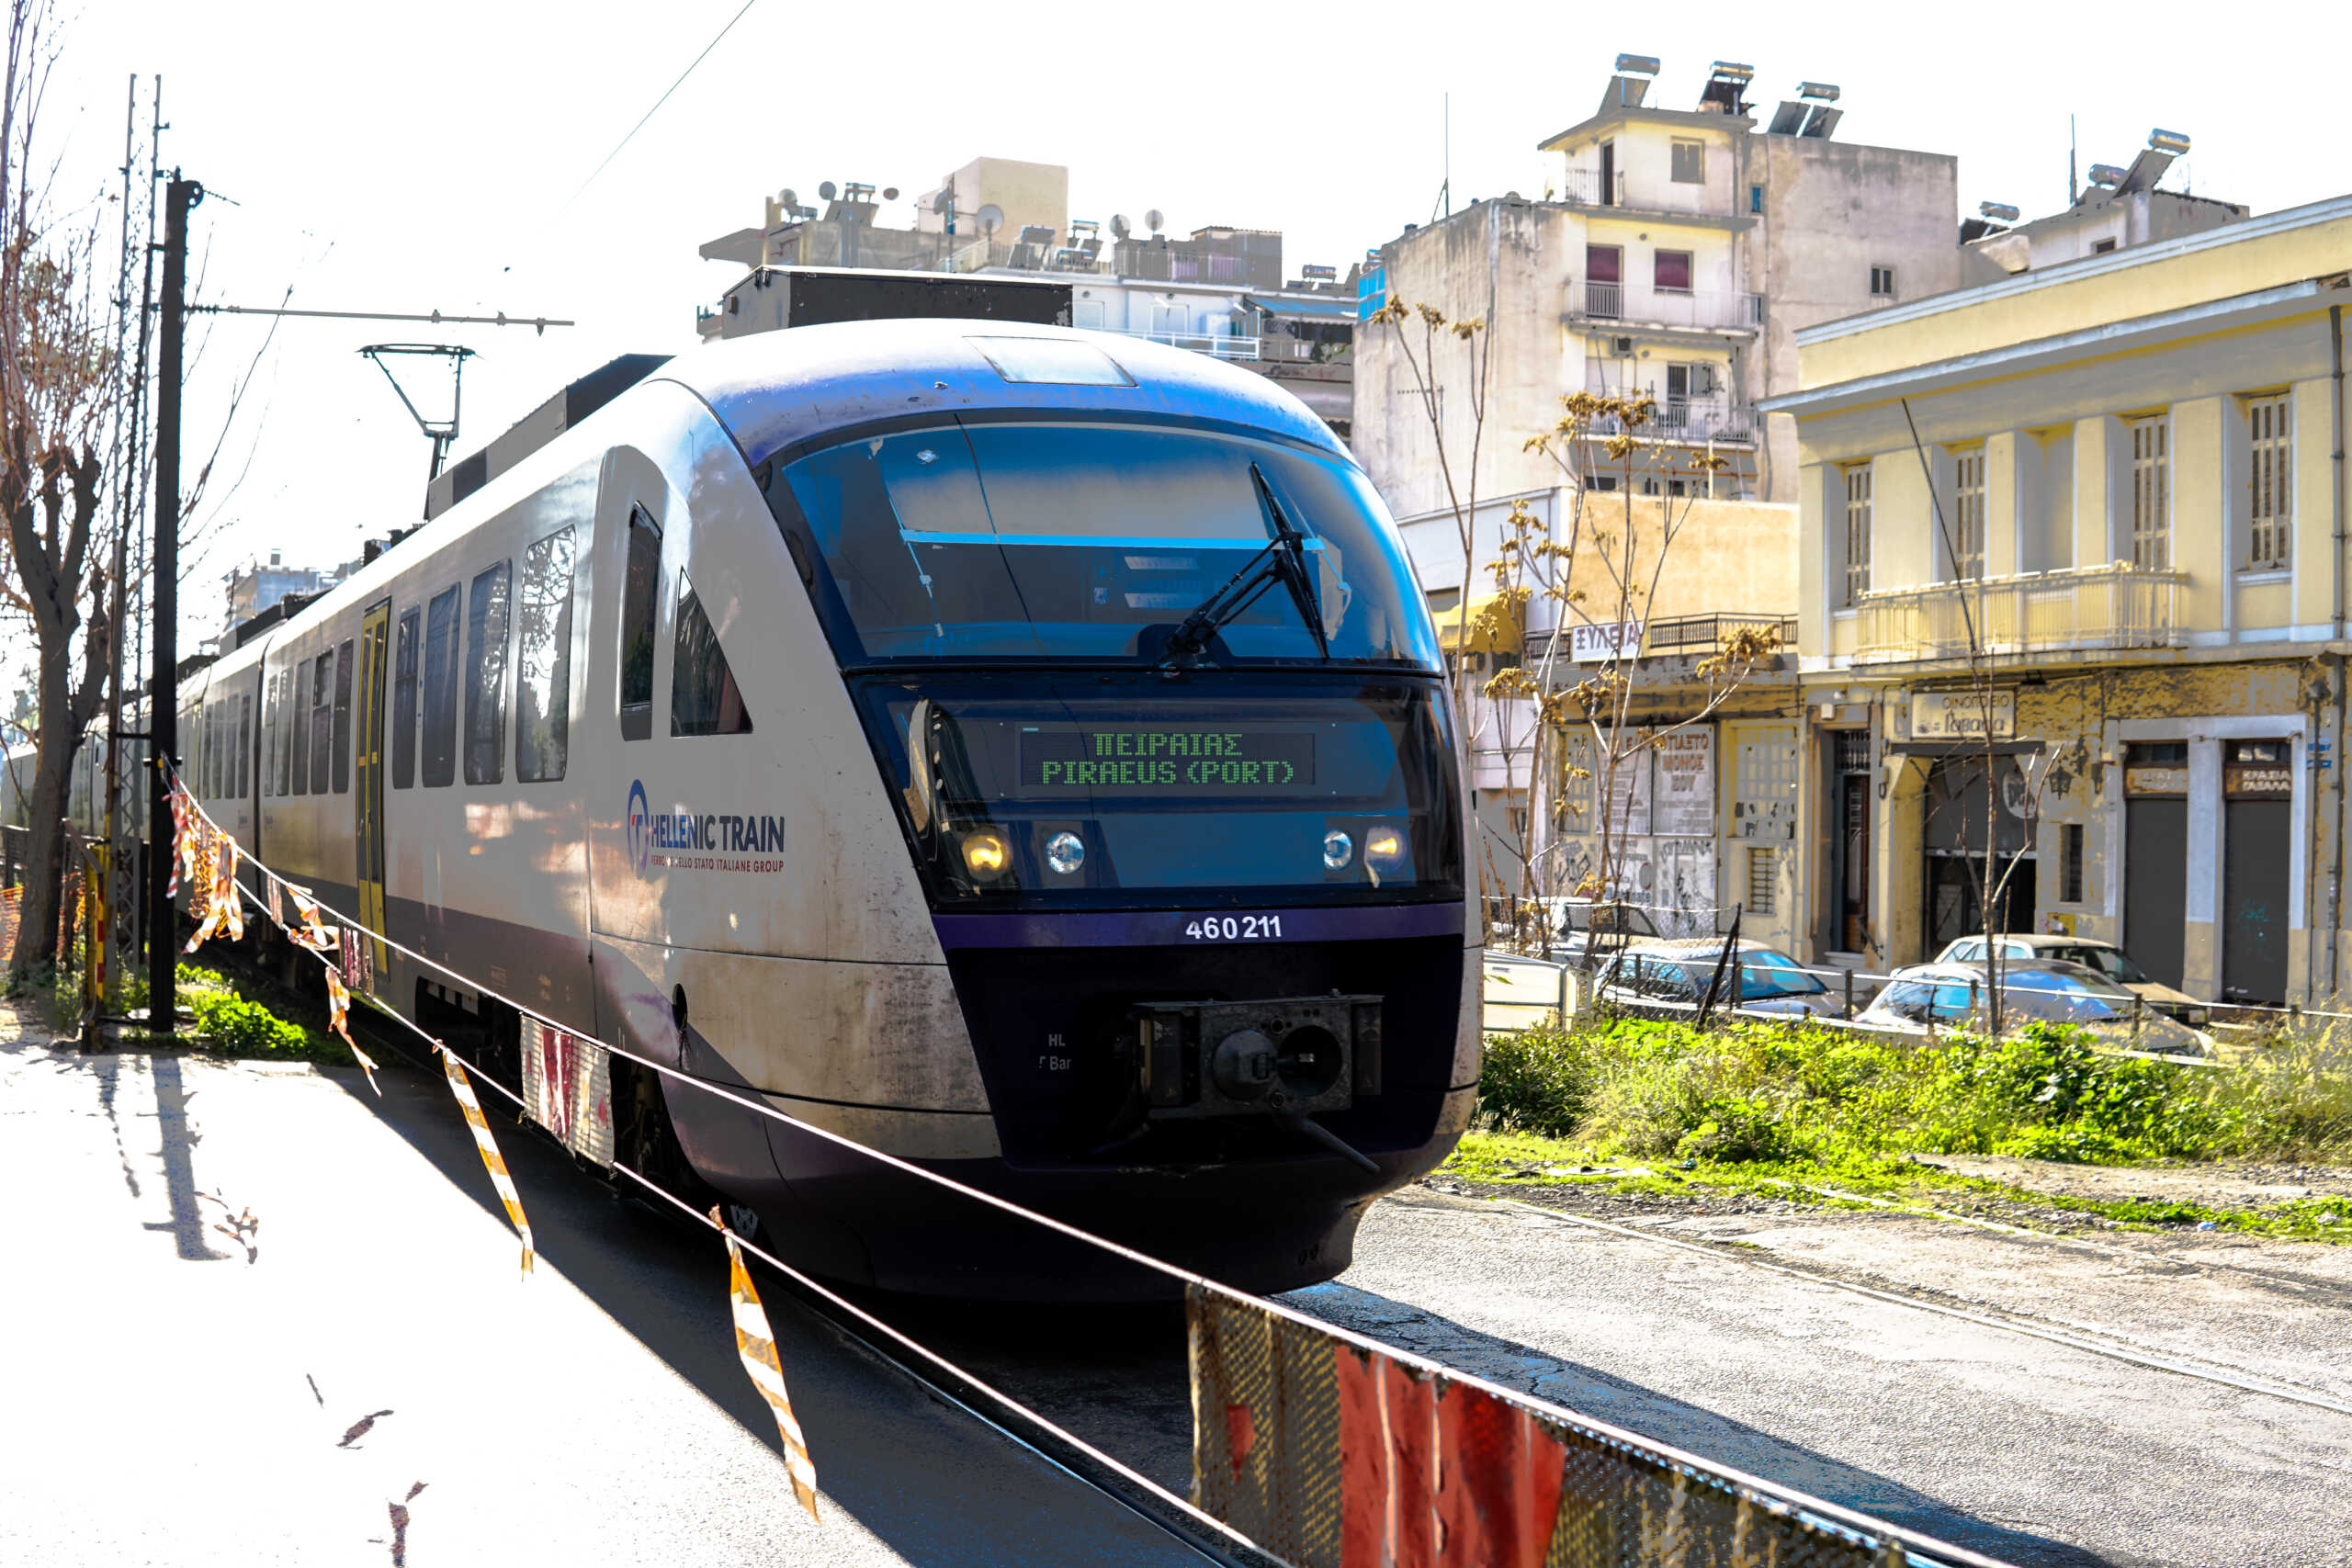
{"left": 146, "top": 321, "right": 1481, "bottom": 1294}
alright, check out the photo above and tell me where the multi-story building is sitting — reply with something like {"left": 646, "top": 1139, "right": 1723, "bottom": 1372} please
{"left": 695, "top": 158, "right": 1360, "bottom": 434}
{"left": 1358, "top": 59, "right": 1982, "bottom": 906}
{"left": 217, "top": 551, "right": 343, "bottom": 654}
{"left": 1763, "top": 193, "right": 2352, "bottom": 1005}
{"left": 1355, "top": 58, "right": 1988, "bottom": 520}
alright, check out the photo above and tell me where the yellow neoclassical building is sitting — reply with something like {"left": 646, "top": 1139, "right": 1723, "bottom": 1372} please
{"left": 1762, "top": 194, "right": 2351, "bottom": 1005}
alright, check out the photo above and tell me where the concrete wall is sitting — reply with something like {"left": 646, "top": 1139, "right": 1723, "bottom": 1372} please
{"left": 1743, "top": 137, "right": 1985, "bottom": 502}
{"left": 1354, "top": 201, "right": 1582, "bottom": 521}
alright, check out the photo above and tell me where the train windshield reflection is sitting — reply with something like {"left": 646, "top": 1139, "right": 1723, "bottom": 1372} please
{"left": 771, "top": 423, "right": 1441, "bottom": 669}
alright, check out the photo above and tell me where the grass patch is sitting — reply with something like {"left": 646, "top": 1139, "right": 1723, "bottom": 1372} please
{"left": 1440, "top": 1129, "right": 2352, "bottom": 1242}
{"left": 1453, "top": 1014, "right": 2352, "bottom": 1241}
{"left": 168, "top": 964, "right": 351, "bottom": 1066}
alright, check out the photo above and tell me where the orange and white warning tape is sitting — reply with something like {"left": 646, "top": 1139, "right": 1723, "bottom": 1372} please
{"left": 716, "top": 1206, "right": 820, "bottom": 1522}
{"left": 438, "top": 1045, "right": 535, "bottom": 1278}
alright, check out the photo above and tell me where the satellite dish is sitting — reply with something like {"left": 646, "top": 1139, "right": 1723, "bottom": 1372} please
{"left": 819, "top": 180, "right": 838, "bottom": 201}
{"left": 1110, "top": 213, "right": 1132, "bottom": 240}
{"left": 932, "top": 189, "right": 954, "bottom": 216}
{"left": 977, "top": 204, "right": 1004, "bottom": 238}
{"left": 1145, "top": 209, "right": 1164, "bottom": 234}
{"left": 882, "top": 186, "right": 899, "bottom": 201}
{"left": 780, "top": 187, "right": 799, "bottom": 212}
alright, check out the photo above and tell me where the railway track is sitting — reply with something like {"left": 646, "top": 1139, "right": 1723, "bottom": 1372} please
{"left": 1494, "top": 1192, "right": 2352, "bottom": 1417}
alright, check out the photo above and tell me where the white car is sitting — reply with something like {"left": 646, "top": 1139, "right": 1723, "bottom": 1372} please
{"left": 1931, "top": 933, "right": 2210, "bottom": 1027}
{"left": 1857, "top": 960, "right": 2213, "bottom": 1056}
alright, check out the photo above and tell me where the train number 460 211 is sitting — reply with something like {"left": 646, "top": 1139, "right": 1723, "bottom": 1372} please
{"left": 1183, "top": 915, "right": 1284, "bottom": 941}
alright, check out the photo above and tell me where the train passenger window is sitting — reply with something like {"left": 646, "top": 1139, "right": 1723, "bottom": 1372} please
{"left": 237, "top": 694, "right": 252, "bottom": 800}
{"left": 422, "top": 586, "right": 460, "bottom": 787}
{"left": 289, "top": 660, "right": 311, "bottom": 795}
{"left": 392, "top": 608, "right": 419, "bottom": 789}
{"left": 515, "top": 525, "right": 575, "bottom": 782}
{"left": 332, "top": 638, "right": 355, "bottom": 795}
{"left": 309, "top": 653, "right": 334, "bottom": 796}
{"left": 618, "top": 507, "right": 661, "bottom": 741}
{"left": 465, "top": 560, "right": 511, "bottom": 785}
{"left": 261, "top": 674, "right": 276, "bottom": 796}
{"left": 671, "top": 570, "right": 752, "bottom": 736}
{"left": 199, "top": 705, "right": 214, "bottom": 798}
{"left": 273, "top": 669, "right": 292, "bottom": 795}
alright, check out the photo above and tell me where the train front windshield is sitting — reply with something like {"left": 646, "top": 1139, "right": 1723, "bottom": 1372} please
{"left": 764, "top": 422, "right": 1461, "bottom": 908}
{"left": 768, "top": 423, "right": 1441, "bottom": 668}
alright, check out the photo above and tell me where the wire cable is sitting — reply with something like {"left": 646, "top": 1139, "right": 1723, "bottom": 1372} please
{"left": 564, "top": 0, "right": 762, "bottom": 209}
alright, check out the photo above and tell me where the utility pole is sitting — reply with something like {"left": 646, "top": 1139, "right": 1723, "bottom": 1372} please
{"left": 147, "top": 173, "right": 200, "bottom": 1037}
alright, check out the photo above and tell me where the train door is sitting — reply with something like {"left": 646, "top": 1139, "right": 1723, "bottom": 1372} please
{"left": 354, "top": 599, "right": 391, "bottom": 966}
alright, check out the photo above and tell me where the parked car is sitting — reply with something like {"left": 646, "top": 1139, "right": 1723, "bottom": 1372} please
{"left": 1856, "top": 959, "right": 2214, "bottom": 1056}
{"left": 1930, "top": 933, "right": 2210, "bottom": 1026}
{"left": 1535, "top": 897, "right": 1662, "bottom": 964}
{"left": 1594, "top": 940, "right": 1849, "bottom": 1020}
{"left": 1480, "top": 953, "right": 1583, "bottom": 1033}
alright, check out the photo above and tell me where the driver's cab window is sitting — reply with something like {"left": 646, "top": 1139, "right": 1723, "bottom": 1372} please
{"left": 618, "top": 507, "right": 662, "bottom": 741}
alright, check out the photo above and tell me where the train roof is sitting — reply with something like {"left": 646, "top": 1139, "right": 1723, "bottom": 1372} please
{"left": 660, "top": 318, "right": 1348, "bottom": 469}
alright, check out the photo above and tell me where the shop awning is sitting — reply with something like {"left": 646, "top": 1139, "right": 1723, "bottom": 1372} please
{"left": 1435, "top": 591, "right": 1523, "bottom": 655}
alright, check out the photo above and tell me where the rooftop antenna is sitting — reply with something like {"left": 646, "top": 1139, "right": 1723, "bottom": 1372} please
{"left": 2069, "top": 113, "right": 2078, "bottom": 203}
{"left": 359, "top": 344, "right": 478, "bottom": 482}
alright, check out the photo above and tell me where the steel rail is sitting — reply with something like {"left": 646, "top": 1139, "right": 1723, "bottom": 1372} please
{"left": 1497, "top": 1197, "right": 2352, "bottom": 1417}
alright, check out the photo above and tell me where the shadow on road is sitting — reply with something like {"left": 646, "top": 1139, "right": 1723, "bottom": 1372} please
{"left": 318, "top": 1041, "right": 1204, "bottom": 1568}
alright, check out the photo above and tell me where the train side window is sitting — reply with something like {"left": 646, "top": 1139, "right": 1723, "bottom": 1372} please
{"left": 237, "top": 693, "right": 252, "bottom": 800}
{"left": 199, "top": 705, "right": 214, "bottom": 798}
{"left": 392, "top": 608, "right": 420, "bottom": 789}
{"left": 671, "top": 570, "right": 752, "bottom": 736}
{"left": 516, "top": 525, "right": 575, "bottom": 782}
{"left": 618, "top": 507, "right": 661, "bottom": 741}
{"left": 274, "top": 668, "right": 293, "bottom": 795}
{"left": 332, "top": 638, "right": 355, "bottom": 794}
{"left": 465, "top": 560, "right": 512, "bottom": 785}
{"left": 309, "top": 652, "right": 334, "bottom": 795}
{"left": 262, "top": 673, "right": 277, "bottom": 796}
{"left": 289, "top": 660, "right": 311, "bottom": 795}
{"left": 423, "top": 586, "right": 460, "bottom": 787}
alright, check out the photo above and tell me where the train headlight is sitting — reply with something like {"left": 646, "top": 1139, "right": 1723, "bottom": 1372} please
{"left": 1045, "top": 831, "right": 1085, "bottom": 875}
{"left": 1322, "top": 829, "right": 1352, "bottom": 870}
{"left": 1363, "top": 825, "right": 1406, "bottom": 874}
{"left": 960, "top": 829, "right": 1011, "bottom": 880}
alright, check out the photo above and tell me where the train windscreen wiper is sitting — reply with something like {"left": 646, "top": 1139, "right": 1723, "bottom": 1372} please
{"left": 1159, "top": 463, "right": 1330, "bottom": 666}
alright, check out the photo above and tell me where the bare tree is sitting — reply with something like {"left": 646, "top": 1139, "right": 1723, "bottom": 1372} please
{"left": 1477, "top": 393, "right": 1771, "bottom": 958}
{"left": 0, "top": 0, "right": 125, "bottom": 977}
{"left": 1361, "top": 297, "right": 1521, "bottom": 911}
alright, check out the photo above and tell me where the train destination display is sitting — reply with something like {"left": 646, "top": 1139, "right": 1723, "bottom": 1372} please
{"left": 1019, "top": 728, "right": 1317, "bottom": 791}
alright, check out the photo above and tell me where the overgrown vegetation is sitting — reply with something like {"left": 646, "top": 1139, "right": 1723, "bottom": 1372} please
{"left": 1476, "top": 1015, "right": 2352, "bottom": 1168}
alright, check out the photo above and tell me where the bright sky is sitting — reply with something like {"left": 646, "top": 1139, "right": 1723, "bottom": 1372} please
{"left": 11, "top": 0, "right": 2343, "bottom": 666}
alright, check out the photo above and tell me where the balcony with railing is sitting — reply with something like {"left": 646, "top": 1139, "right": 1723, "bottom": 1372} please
{"left": 1851, "top": 563, "right": 2189, "bottom": 666}
{"left": 1555, "top": 168, "right": 1626, "bottom": 208}
{"left": 1573, "top": 281, "right": 1762, "bottom": 333}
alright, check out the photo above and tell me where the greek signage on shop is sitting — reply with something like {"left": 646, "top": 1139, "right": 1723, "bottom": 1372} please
{"left": 1571, "top": 620, "right": 1644, "bottom": 662}
{"left": 1909, "top": 689, "right": 2015, "bottom": 741}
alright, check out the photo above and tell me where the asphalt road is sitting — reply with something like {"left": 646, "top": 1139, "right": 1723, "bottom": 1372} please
{"left": 1285, "top": 1184, "right": 2352, "bottom": 1568}
{"left": 0, "top": 1015, "right": 1213, "bottom": 1568}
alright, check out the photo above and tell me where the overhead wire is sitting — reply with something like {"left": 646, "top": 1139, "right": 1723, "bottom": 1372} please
{"left": 563, "top": 0, "right": 763, "bottom": 211}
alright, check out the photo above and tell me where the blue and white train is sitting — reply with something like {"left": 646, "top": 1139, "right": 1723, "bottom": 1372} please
{"left": 162, "top": 319, "right": 1481, "bottom": 1295}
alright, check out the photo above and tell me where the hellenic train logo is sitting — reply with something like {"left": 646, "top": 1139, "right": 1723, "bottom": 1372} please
{"left": 627, "top": 779, "right": 650, "bottom": 874}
